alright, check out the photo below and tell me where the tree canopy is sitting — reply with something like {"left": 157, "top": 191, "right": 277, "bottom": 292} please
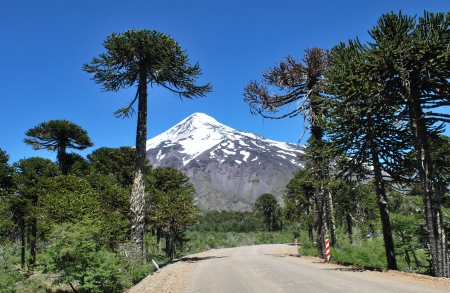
{"left": 83, "top": 28, "right": 212, "bottom": 261}
{"left": 24, "top": 120, "right": 93, "bottom": 175}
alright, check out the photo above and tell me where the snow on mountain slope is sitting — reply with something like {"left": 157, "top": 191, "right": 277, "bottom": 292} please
{"left": 146, "top": 112, "right": 304, "bottom": 168}
{"left": 146, "top": 113, "right": 305, "bottom": 211}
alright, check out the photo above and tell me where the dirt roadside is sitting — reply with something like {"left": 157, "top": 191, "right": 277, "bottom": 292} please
{"left": 125, "top": 246, "right": 450, "bottom": 293}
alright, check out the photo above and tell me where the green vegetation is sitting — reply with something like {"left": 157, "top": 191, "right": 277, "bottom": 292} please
{"left": 83, "top": 28, "right": 212, "bottom": 262}
{"left": 245, "top": 10, "right": 450, "bottom": 278}
{"left": 24, "top": 120, "right": 94, "bottom": 175}
{"left": 2, "top": 9, "right": 450, "bottom": 292}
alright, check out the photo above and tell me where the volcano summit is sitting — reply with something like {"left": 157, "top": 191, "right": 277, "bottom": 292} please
{"left": 146, "top": 113, "right": 305, "bottom": 211}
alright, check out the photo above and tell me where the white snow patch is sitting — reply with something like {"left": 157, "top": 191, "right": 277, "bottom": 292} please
{"left": 251, "top": 156, "right": 258, "bottom": 162}
{"left": 277, "top": 150, "right": 297, "bottom": 157}
{"left": 239, "top": 140, "right": 249, "bottom": 146}
{"left": 228, "top": 142, "right": 236, "bottom": 149}
{"left": 235, "top": 160, "right": 242, "bottom": 164}
{"left": 223, "top": 149, "right": 236, "bottom": 155}
{"left": 278, "top": 154, "right": 286, "bottom": 159}
{"left": 240, "top": 150, "right": 250, "bottom": 162}
{"left": 146, "top": 112, "right": 305, "bottom": 166}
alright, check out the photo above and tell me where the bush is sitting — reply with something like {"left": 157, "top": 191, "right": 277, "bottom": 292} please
{"left": 39, "top": 218, "right": 127, "bottom": 293}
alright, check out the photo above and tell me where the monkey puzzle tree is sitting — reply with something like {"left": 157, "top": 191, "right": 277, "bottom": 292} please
{"left": 325, "top": 39, "right": 416, "bottom": 270}
{"left": 283, "top": 170, "right": 315, "bottom": 242}
{"left": 244, "top": 48, "right": 330, "bottom": 258}
{"left": 364, "top": 11, "right": 450, "bottom": 277}
{"left": 0, "top": 148, "right": 13, "bottom": 195}
{"left": 83, "top": 29, "right": 212, "bottom": 261}
{"left": 24, "top": 120, "right": 93, "bottom": 175}
{"left": 146, "top": 167, "right": 198, "bottom": 259}
{"left": 87, "top": 146, "right": 141, "bottom": 188}
{"left": 12, "top": 157, "right": 60, "bottom": 268}
{"left": 253, "top": 193, "right": 279, "bottom": 232}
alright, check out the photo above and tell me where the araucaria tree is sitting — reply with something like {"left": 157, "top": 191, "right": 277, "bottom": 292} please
{"left": 24, "top": 120, "right": 93, "bottom": 175}
{"left": 253, "top": 193, "right": 279, "bottom": 232}
{"left": 244, "top": 48, "right": 331, "bottom": 258}
{"left": 326, "top": 11, "right": 450, "bottom": 277}
{"left": 146, "top": 167, "right": 199, "bottom": 260}
{"left": 365, "top": 11, "right": 450, "bottom": 278}
{"left": 83, "top": 29, "right": 212, "bottom": 261}
{"left": 326, "top": 39, "right": 412, "bottom": 270}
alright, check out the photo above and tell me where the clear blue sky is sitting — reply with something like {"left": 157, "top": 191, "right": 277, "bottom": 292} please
{"left": 2, "top": 0, "right": 450, "bottom": 164}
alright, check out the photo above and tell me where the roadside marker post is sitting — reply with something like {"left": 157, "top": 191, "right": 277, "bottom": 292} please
{"left": 325, "top": 238, "right": 330, "bottom": 261}
{"left": 295, "top": 239, "right": 298, "bottom": 247}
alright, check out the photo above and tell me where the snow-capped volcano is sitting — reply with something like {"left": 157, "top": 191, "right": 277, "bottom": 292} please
{"left": 146, "top": 113, "right": 305, "bottom": 211}
{"left": 146, "top": 112, "right": 304, "bottom": 168}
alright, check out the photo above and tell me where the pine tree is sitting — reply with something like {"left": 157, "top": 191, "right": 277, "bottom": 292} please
{"left": 12, "top": 157, "right": 60, "bottom": 268}
{"left": 83, "top": 29, "right": 211, "bottom": 261}
{"left": 244, "top": 48, "right": 330, "bottom": 258}
{"left": 365, "top": 11, "right": 450, "bottom": 277}
{"left": 24, "top": 120, "right": 93, "bottom": 175}
{"left": 147, "top": 167, "right": 198, "bottom": 259}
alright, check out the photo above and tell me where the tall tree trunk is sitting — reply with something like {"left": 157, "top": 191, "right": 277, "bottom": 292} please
{"left": 21, "top": 222, "right": 25, "bottom": 269}
{"left": 346, "top": 213, "right": 353, "bottom": 244}
{"left": 368, "top": 117, "right": 397, "bottom": 270}
{"left": 406, "top": 90, "right": 449, "bottom": 277}
{"left": 325, "top": 189, "right": 338, "bottom": 248}
{"left": 58, "top": 143, "right": 67, "bottom": 175}
{"left": 30, "top": 218, "right": 37, "bottom": 267}
{"left": 307, "top": 197, "right": 314, "bottom": 243}
{"left": 311, "top": 125, "right": 325, "bottom": 259}
{"left": 130, "top": 68, "right": 148, "bottom": 263}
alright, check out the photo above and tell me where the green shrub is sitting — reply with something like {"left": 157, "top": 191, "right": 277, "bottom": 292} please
{"left": 39, "top": 218, "right": 127, "bottom": 293}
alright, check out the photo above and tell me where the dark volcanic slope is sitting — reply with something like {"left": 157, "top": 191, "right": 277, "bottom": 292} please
{"left": 146, "top": 113, "right": 304, "bottom": 211}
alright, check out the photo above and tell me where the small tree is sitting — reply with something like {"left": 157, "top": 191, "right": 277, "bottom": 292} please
{"left": 40, "top": 218, "right": 126, "bottom": 293}
{"left": 253, "top": 193, "right": 279, "bottom": 232}
{"left": 244, "top": 48, "right": 331, "bottom": 258}
{"left": 0, "top": 149, "right": 13, "bottom": 193}
{"left": 147, "top": 167, "right": 198, "bottom": 259}
{"left": 12, "top": 157, "right": 60, "bottom": 268}
{"left": 283, "top": 170, "right": 315, "bottom": 242}
{"left": 83, "top": 29, "right": 211, "bottom": 261}
{"left": 24, "top": 120, "right": 93, "bottom": 175}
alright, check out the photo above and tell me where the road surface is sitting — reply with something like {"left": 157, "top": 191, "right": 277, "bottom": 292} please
{"left": 127, "top": 244, "right": 450, "bottom": 293}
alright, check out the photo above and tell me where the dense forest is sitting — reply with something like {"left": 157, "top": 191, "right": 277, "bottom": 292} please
{"left": 1, "top": 10, "right": 450, "bottom": 293}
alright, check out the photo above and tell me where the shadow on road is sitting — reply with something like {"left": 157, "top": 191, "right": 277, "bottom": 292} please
{"left": 160, "top": 255, "right": 229, "bottom": 268}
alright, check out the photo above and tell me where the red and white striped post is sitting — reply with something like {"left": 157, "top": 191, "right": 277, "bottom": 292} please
{"left": 295, "top": 238, "right": 298, "bottom": 247}
{"left": 325, "top": 238, "right": 331, "bottom": 261}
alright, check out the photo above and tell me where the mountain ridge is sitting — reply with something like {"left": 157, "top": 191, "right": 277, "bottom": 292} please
{"left": 146, "top": 113, "right": 305, "bottom": 211}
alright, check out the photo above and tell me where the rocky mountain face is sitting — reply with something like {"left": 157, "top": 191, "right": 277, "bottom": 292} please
{"left": 146, "top": 113, "right": 305, "bottom": 211}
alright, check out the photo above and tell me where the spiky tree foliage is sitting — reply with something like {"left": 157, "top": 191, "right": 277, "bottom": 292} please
{"left": 429, "top": 136, "right": 450, "bottom": 204}
{"left": 40, "top": 218, "right": 126, "bottom": 293}
{"left": 0, "top": 149, "right": 13, "bottom": 193}
{"left": 24, "top": 120, "right": 93, "bottom": 175}
{"left": 364, "top": 11, "right": 450, "bottom": 277}
{"left": 83, "top": 29, "right": 211, "bottom": 261}
{"left": 325, "top": 38, "right": 417, "bottom": 270}
{"left": 244, "top": 48, "right": 330, "bottom": 258}
{"left": 253, "top": 193, "right": 279, "bottom": 232}
{"left": 87, "top": 146, "right": 142, "bottom": 188}
{"left": 12, "top": 157, "right": 60, "bottom": 268}
{"left": 0, "top": 149, "right": 14, "bottom": 243}
{"left": 146, "top": 167, "right": 198, "bottom": 259}
{"left": 283, "top": 170, "right": 315, "bottom": 242}
{"left": 331, "top": 179, "right": 379, "bottom": 244}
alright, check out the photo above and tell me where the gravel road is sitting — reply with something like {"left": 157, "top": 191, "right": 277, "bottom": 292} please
{"left": 126, "top": 244, "right": 450, "bottom": 293}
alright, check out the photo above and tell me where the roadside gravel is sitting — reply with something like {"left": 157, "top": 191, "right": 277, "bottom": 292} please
{"left": 125, "top": 245, "right": 450, "bottom": 293}
{"left": 125, "top": 249, "right": 218, "bottom": 293}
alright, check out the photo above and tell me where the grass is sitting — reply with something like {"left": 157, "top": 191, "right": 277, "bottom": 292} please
{"left": 297, "top": 230, "right": 432, "bottom": 275}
